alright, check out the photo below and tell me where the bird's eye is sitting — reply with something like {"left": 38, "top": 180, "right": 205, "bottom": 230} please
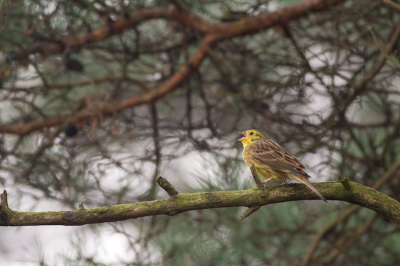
{"left": 250, "top": 132, "right": 254, "bottom": 135}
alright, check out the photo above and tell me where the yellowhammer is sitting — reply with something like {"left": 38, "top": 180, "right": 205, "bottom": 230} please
{"left": 239, "top": 129, "right": 327, "bottom": 203}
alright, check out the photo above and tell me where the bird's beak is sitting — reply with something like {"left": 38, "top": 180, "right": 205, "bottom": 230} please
{"left": 238, "top": 131, "right": 246, "bottom": 141}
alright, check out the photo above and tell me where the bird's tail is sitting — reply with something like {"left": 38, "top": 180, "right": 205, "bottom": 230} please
{"left": 292, "top": 175, "right": 327, "bottom": 203}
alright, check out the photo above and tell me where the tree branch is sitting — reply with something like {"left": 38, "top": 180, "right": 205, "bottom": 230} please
{"left": 212, "top": 0, "right": 342, "bottom": 41}
{"left": 0, "top": 35, "right": 214, "bottom": 135}
{"left": 156, "top": 176, "right": 179, "bottom": 197}
{"left": 1, "top": 178, "right": 399, "bottom": 227}
{"left": 19, "top": 0, "right": 340, "bottom": 59}
{"left": 1, "top": 0, "right": 343, "bottom": 135}
{"left": 19, "top": 6, "right": 212, "bottom": 58}
{"left": 381, "top": 0, "right": 400, "bottom": 13}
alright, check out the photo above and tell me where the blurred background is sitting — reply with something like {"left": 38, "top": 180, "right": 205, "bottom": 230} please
{"left": 1, "top": 0, "right": 400, "bottom": 265}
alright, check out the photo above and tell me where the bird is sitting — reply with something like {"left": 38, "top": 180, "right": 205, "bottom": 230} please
{"left": 239, "top": 129, "right": 327, "bottom": 203}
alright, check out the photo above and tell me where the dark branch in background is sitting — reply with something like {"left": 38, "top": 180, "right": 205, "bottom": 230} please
{"left": 147, "top": 102, "right": 161, "bottom": 201}
{"left": 1, "top": 177, "right": 400, "bottom": 227}
{"left": 381, "top": 0, "right": 400, "bottom": 12}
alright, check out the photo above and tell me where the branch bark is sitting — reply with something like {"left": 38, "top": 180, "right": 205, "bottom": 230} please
{"left": 1, "top": 179, "right": 399, "bottom": 227}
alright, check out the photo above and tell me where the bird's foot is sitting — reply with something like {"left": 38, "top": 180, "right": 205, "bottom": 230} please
{"left": 262, "top": 178, "right": 272, "bottom": 184}
{"left": 261, "top": 178, "right": 273, "bottom": 190}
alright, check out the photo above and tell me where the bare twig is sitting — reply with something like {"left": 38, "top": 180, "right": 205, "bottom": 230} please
{"left": 156, "top": 176, "right": 179, "bottom": 197}
{"left": 250, "top": 164, "right": 264, "bottom": 190}
{"left": 239, "top": 206, "right": 261, "bottom": 221}
{"left": 0, "top": 190, "right": 8, "bottom": 207}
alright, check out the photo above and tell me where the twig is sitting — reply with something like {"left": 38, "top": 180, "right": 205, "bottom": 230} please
{"left": 381, "top": 0, "right": 400, "bottom": 13}
{"left": 147, "top": 102, "right": 161, "bottom": 201}
{"left": 338, "top": 175, "right": 352, "bottom": 190}
{"left": 0, "top": 190, "right": 8, "bottom": 207}
{"left": 250, "top": 164, "right": 264, "bottom": 190}
{"left": 156, "top": 176, "right": 179, "bottom": 197}
{"left": 239, "top": 206, "right": 261, "bottom": 221}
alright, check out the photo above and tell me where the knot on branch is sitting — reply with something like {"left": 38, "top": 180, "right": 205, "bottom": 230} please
{"left": 156, "top": 176, "right": 179, "bottom": 197}
{"left": 338, "top": 175, "right": 352, "bottom": 190}
{"left": 78, "top": 202, "right": 85, "bottom": 210}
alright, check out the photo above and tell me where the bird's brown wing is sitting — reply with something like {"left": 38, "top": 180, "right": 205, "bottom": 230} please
{"left": 250, "top": 138, "right": 310, "bottom": 178}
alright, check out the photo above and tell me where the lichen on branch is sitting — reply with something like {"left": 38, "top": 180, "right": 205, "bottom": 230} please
{"left": 1, "top": 179, "right": 399, "bottom": 227}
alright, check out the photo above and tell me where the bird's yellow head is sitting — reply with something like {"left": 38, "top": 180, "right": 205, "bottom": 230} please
{"left": 238, "top": 129, "right": 266, "bottom": 147}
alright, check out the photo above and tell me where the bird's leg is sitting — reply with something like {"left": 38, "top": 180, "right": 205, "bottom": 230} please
{"left": 262, "top": 178, "right": 272, "bottom": 184}
{"left": 280, "top": 179, "right": 287, "bottom": 185}
{"left": 261, "top": 178, "right": 272, "bottom": 187}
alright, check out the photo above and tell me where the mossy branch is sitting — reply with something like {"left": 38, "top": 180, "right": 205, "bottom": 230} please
{"left": 1, "top": 179, "right": 400, "bottom": 227}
